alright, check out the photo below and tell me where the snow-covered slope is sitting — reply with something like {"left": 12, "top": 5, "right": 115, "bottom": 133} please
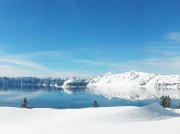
{"left": 0, "top": 103, "right": 179, "bottom": 134}
{"left": 62, "top": 77, "right": 89, "bottom": 88}
{"left": 1, "top": 71, "right": 180, "bottom": 99}
{"left": 88, "top": 71, "right": 180, "bottom": 89}
{"left": 0, "top": 77, "right": 89, "bottom": 88}
{"left": 87, "top": 71, "right": 180, "bottom": 99}
{"left": 0, "top": 71, "right": 179, "bottom": 90}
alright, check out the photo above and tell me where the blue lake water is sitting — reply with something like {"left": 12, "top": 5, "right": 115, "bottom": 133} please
{"left": 0, "top": 86, "right": 179, "bottom": 108}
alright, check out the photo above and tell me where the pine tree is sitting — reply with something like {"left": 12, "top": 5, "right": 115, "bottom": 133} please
{"left": 93, "top": 100, "right": 99, "bottom": 107}
{"left": 160, "top": 95, "right": 171, "bottom": 108}
{"left": 22, "top": 97, "right": 28, "bottom": 108}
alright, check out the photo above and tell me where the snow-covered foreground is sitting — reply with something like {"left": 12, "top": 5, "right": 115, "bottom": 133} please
{"left": 0, "top": 103, "right": 180, "bottom": 134}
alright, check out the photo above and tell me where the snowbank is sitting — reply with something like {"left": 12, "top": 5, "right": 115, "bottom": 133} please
{"left": 0, "top": 103, "right": 179, "bottom": 134}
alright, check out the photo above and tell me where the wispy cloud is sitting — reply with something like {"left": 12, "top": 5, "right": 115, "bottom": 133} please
{"left": 0, "top": 51, "right": 89, "bottom": 77}
{"left": 72, "top": 59, "right": 133, "bottom": 71}
{"left": 166, "top": 32, "right": 180, "bottom": 42}
{"left": 15, "top": 51, "right": 63, "bottom": 59}
{"left": 73, "top": 56, "right": 180, "bottom": 75}
{"left": 128, "top": 56, "right": 180, "bottom": 74}
{"left": 0, "top": 51, "right": 63, "bottom": 70}
{"left": 0, "top": 46, "right": 180, "bottom": 77}
{"left": 0, "top": 64, "right": 89, "bottom": 78}
{"left": 147, "top": 49, "right": 178, "bottom": 57}
{"left": 0, "top": 65, "right": 40, "bottom": 77}
{"left": 0, "top": 56, "right": 45, "bottom": 70}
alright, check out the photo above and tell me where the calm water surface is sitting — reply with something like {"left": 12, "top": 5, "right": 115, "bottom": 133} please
{"left": 0, "top": 86, "right": 179, "bottom": 108}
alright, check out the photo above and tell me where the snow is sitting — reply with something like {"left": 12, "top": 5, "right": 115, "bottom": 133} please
{"left": 88, "top": 71, "right": 180, "bottom": 90}
{"left": 62, "top": 79, "right": 73, "bottom": 88}
{"left": 88, "top": 71, "right": 180, "bottom": 99}
{"left": 1, "top": 71, "right": 180, "bottom": 100}
{"left": 0, "top": 103, "right": 180, "bottom": 134}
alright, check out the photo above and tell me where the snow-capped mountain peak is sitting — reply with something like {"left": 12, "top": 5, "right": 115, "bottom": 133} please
{"left": 87, "top": 71, "right": 180, "bottom": 99}
{"left": 88, "top": 71, "right": 180, "bottom": 89}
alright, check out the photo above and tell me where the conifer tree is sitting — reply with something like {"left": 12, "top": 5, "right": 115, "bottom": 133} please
{"left": 22, "top": 97, "right": 28, "bottom": 108}
{"left": 160, "top": 95, "right": 171, "bottom": 108}
{"left": 93, "top": 100, "right": 99, "bottom": 107}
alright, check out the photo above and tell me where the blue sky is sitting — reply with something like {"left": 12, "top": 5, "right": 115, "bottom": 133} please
{"left": 0, "top": 0, "right": 180, "bottom": 77}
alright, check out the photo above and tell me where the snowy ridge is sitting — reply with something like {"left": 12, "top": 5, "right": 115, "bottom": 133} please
{"left": 87, "top": 71, "right": 180, "bottom": 99}
{"left": 0, "top": 71, "right": 180, "bottom": 99}
{"left": 0, "top": 77, "right": 89, "bottom": 88}
{"left": 62, "top": 77, "right": 89, "bottom": 88}
{"left": 88, "top": 71, "right": 180, "bottom": 89}
{"left": 0, "top": 71, "right": 179, "bottom": 90}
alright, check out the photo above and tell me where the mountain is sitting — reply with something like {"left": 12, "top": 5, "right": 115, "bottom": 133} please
{"left": 0, "top": 71, "right": 180, "bottom": 99}
{"left": 88, "top": 71, "right": 180, "bottom": 89}
{"left": 87, "top": 71, "right": 180, "bottom": 99}
{"left": 0, "top": 77, "right": 88, "bottom": 88}
{"left": 0, "top": 71, "right": 179, "bottom": 90}
{"left": 61, "top": 77, "right": 89, "bottom": 88}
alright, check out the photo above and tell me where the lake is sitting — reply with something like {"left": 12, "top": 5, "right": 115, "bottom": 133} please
{"left": 0, "top": 86, "right": 179, "bottom": 108}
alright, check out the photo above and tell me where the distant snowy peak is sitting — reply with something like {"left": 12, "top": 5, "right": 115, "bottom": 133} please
{"left": 103, "top": 72, "right": 112, "bottom": 76}
{"left": 0, "top": 71, "right": 180, "bottom": 91}
{"left": 88, "top": 71, "right": 180, "bottom": 90}
{"left": 86, "top": 71, "right": 180, "bottom": 99}
{"left": 62, "top": 77, "right": 89, "bottom": 88}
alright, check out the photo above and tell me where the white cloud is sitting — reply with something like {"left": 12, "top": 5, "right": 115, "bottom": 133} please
{"left": 16, "top": 51, "right": 63, "bottom": 59}
{"left": 166, "top": 32, "right": 180, "bottom": 42}
{"left": 73, "top": 56, "right": 180, "bottom": 75}
{"left": 0, "top": 49, "right": 180, "bottom": 77}
{"left": 0, "top": 56, "right": 45, "bottom": 70}
{"left": 0, "top": 65, "right": 37, "bottom": 77}
{"left": 148, "top": 49, "right": 177, "bottom": 57}
{"left": 128, "top": 56, "right": 180, "bottom": 74}
{"left": 73, "top": 59, "right": 128, "bottom": 69}
{"left": 0, "top": 64, "right": 89, "bottom": 78}
{"left": 0, "top": 51, "right": 89, "bottom": 78}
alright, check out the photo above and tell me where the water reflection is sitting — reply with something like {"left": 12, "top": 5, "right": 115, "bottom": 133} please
{"left": 0, "top": 85, "right": 63, "bottom": 92}
{"left": 87, "top": 87, "right": 180, "bottom": 100}
{"left": 0, "top": 85, "right": 180, "bottom": 108}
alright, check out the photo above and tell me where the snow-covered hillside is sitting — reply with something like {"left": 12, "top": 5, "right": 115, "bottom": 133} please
{"left": 87, "top": 71, "right": 180, "bottom": 99}
{"left": 88, "top": 71, "right": 180, "bottom": 89}
{"left": 0, "top": 77, "right": 88, "bottom": 88}
{"left": 0, "top": 103, "right": 179, "bottom": 134}
{"left": 62, "top": 77, "right": 89, "bottom": 88}
{"left": 0, "top": 71, "right": 179, "bottom": 90}
{"left": 1, "top": 71, "right": 180, "bottom": 99}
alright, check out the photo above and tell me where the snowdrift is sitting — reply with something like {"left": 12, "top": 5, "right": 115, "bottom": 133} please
{"left": 0, "top": 104, "right": 179, "bottom": 134}
{"left": 75, "top": 103, "right": 179, "bottom": 123}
